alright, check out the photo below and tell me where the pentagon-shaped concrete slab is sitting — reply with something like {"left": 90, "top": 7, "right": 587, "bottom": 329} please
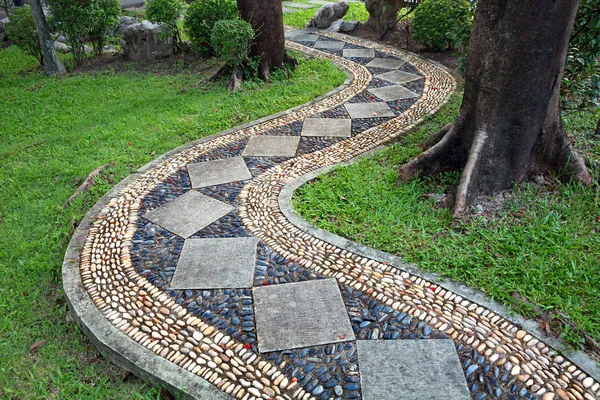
{"left": 375, "top": 70, "right": 421, "bottom": 84}
{"left": 344, "top": 102, "right": 395, "bottom": 118}
{"left": 366, "top": 57, "right": 405, "bottom": 70}
{"left": 143, "top": 191, "right": 234, "bottom": 238}
{"left": 357, "top": 340, "right": 471, "bottom": 400}
{"left": 301, "top": 118, "right": 351, "bottom": 137}
{"left": 187, "top": 157, "right": 251, "bottom": 188}
{"left": 170, "top": 237, "right": 258, "bottom": 289}
{"left": 282, "top": 1, "right": 315, "bottom": 8}
{"left": 253, "top": 278, "right": 355, "bottom": 353}
{"left": 314, "top": 39, "right": 345, "bottom": 50}
{"left": 368, "top": 85, "right": 419, "bottom": 101}
{"left": 343, "top": 48, "right": 375, "bottom": 58}
{"left": 242, "top": 136, "right": 300, "bottom": 157}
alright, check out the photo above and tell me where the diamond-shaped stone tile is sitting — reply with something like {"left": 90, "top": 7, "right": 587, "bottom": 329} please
{"left": 357, "top": 340, "right": 471, "bottom": 400}
{"left": 170, "top": 237, "right": 258, "bottom": 289}
{"left": 368, "top": 85, "right": 419, "bottom": 102}
{"left": 253, "top": 278, "right": 355, "bottom": 353}
{"left": 187, "top": 157, "right": 251, "bottom": 189}
{"left": 242, "top": 136, "right": 300, "bottom": 157}
{"left": 314, "top": 39, "right": 345, "bottom": 50}
{"left": 366, "top": 57, "right": 405, "bottom": 69}
{"left": 344, "top": 102, "right": 395, "bottom": 119}
{"left": 143, "top": 191, "right": 234, "bottom": 238}
{"left": 282, "top": 1, "right": 315, "bottom": 8}
{"left": 343, "top": 48, "right": 375, "bottom": 58}
{"left": 375, "top": 70, "right": 421, "bottom": 84}
{"left": 301, "top": 118, "right": 351, "bottom": 137}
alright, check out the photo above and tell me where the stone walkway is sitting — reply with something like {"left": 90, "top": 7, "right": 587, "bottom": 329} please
{"left": 63, "top": 29, "right": 600, "bottom": 400}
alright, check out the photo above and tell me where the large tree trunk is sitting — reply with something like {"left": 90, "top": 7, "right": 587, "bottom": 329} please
{"left": 398, "top": 0, "right": 592, "bottom": 218}
{"left": 365, "top": 0, "right": 404, "bottom": 38}
{"left": 29, "top": 0, "right": 65, "bottom": 76}
{"left": 237, "top": 0, "right": 296, "bottom": 82}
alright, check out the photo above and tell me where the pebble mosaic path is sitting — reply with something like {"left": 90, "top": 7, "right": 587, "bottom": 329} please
{"left": 64, "top": 29, "right": 600, "bottom": 400}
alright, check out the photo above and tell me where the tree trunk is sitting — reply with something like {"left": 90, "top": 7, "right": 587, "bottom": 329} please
{"left": 398, "top": 0, "right": 591, "bottom": 218}
{"left": 29, "top": 0, "right": 66, "bottom": 76}
{"left": 237, "top": 0, "right": 296, "bottom": 82}
{"left": 595, "top": 117, "right": 600, "bottom": 136}
{"left": 365, "top": 0, "right": 404, "bottom": 39}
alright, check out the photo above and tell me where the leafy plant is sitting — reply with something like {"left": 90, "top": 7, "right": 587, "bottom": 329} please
{"left": 146, "top": 0, "right": 185, "bottom": 51}
{"left": 183, "top": 0, "right": 238, "bottom": 54}
{"left": 210, "top": 18, "right": 254, "bottom": 68}
{"left": 5, "top": 5, "right": 43, "bottom": 65}
{"left": 87, "top": 0, "right": 121, "bottom": 56}
{"left": 411, "top": 0, "right": 474, "bottom": 51}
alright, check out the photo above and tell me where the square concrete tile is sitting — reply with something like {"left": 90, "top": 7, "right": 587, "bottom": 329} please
{"left": 366, "top": 57, "right": 405, "bottom": 70}
{"left": 375, "top": 70, "right": 421, "bottom": 84}
{"left": 253, "top": 278, "right": 355, "bottom": 353}
{"left": 343, "top": 48, "right": 375, "bottom": 58}
{"left": 187, "top": 157, "right": 251, "bottom": 189}
{"left": 143, "top": 191, "right": 234, "bottom": 238}
{"left": 344, "top": 102, "right": 395, "bottom": 118}
{"left": 242, "top": 136, "right": 300, "bottom": 157}
{"left": 357, "top": 340, "right": 470, "bottom": 400}
{"left": 170, "top": 237, "right": 258, "bottom": 289}
{"left": 367, "top": 85, "right": 419, "bottom": 101}
{"left": 282, "top": 1, "right": 315, "bottom": 8}
{"left": 301, "top": 118, "right": 351, "bottom": 137}
{"left": 314, "top": 39, "right": 345, "bottom": 50}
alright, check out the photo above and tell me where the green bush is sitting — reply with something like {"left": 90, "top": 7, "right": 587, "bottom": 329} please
{"left": 184, "top": 0, "right": 238, "bottom": 54}
{"left": 412, "top": 0, "right": 474, "bottom": 51}
{"left": 146, "top": 0, "right": 185, "bottom": 48}
{"left": 5, "top": 5, "right": 43, "bottom": 65}
{"left": 210, "top": 18, "right": 254, "bottom": 68}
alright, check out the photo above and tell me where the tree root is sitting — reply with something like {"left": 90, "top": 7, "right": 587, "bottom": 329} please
{"left": 62, "top": 162, "right": 113, "bottom": 208}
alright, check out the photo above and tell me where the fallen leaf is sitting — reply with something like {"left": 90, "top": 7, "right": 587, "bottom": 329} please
{"left": 30, "top": 339, "right": 47, "bottom": 353}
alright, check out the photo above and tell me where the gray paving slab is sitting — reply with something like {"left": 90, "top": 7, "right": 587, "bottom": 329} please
{"left": 366, "top": 57, "right": 405, "bottom": 70}
{"left": 143, "top": 191, "right": 234, "bottom": 238}
{"left": 308, "top": 0, "right": 334, "bottom": 4}
{"left": 282, "top": 1, "right": 316, "bottom": 8}
{"left": 343, "top": 48, "right": 375, "bottom": 58}
{"left": 170, "top": 237, "right": 258, "bottom": 289}
{"left": 253, "top": 278, "right": 355, "bottom": 353}
{"left": 292, "top": 34, "right": 320, "bottom": 42}
{"left": 368, "top": 85, "right": 419, "bottom": 101}
{"left": 375, "top": 69, "right": 422, "bottom": 84}
{"left": 344, "top": 102, "right": 395, "bottom": 118}
{"left": 242, "top": 136, "right": 300, "bottom": 157}
{"left": 187, "top": 156, "right": 251, "bottom": 188}
{"left": 357, "top": 340, "right": 471, "bottom": 400}
{"left": 282, "top": 7, "right": 295, "bottom": 13}
{"left": 301, "top": 118, "right": 352, "bottom": 137}
{"left": 314, "top": 39, "right": 345, "bottom": 50}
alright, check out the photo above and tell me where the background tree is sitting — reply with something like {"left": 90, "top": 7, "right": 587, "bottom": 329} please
{"left": 364, "top": 0, "right": 404, "bottom": 38}
{"left": 0, "top": 0, "right": 12, "bottom": 18}
{"left": 28, "top": 0, "right": 66, "bottom": 75}
{"left": 398, "top": 0, "right": 592, "bottom": 218}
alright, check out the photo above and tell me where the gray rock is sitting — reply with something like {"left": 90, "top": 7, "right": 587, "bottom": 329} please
{"left": 84, "top": 44, "right": 93, "bottom": 54}
{"left": 0, "top": 18, "right": 7, "bottom": 42}
{"left": 306, "top": 1, "right": 350, "bottom": 29}
{"left": 115, "top": 15, "right": 137, "bottom": 35}
{"left": 326, "top": 18, "right": 344, "bottom": 32}
{"left": 57, "top": 35, "right": 68, "bottom": 44}
{"left": 53, "top": 41, "right": 71, "bottom": 53}
{"left": 341, "top": 20, "right": 359, "bottom": 32}
{"left": 103, "top": 45, "right": 118, "bottom": 54}
{"left": 120, "top": 20, "right": 172, "bottom": 61}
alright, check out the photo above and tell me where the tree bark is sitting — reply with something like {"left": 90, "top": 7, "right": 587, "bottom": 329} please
{"left": 595, "top": 117, "right": 600, "bottom": 136}
{"left": 398, "top": 0, "right": 591, "bottom": 218}
{"left": 237, "top": 0, "right": 296, "bottom": 82}
{"left": 365, "top": 0, "right": 404, "bottom": 38}
{"left": 29, "top": 0, "right": 66, "bottom": 76}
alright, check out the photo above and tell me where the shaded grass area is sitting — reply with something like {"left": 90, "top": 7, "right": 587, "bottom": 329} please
{"left": 283, "top": 1, "right": 370, "bottom": 29}
{"left": 293, "top": 93, "right": 600, "bottom": 350}
{"left": 0, "top": 46, "right": 346, "bottom": 398}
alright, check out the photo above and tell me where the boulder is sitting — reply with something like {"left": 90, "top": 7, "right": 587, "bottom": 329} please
{"left": 341, "top": 20, "right": 359, "bottom": 32}
{"left": 326, "top": 18, "right": 344, "bottom": 32}
{"left": 103, "top": 45, "right": 118, "bottom": 54}
{"left": 120, "top": 20, "right": 172, "bottom": 61}
{"left": 115, "top": 16, "right": 137, "bottom": 35}
{"left": 53, "top": 41, "right": 70, "bottom": 53}
{"left": 306, "top": 1, "right": 350, "bottom": 29}
{"left": 0, "top": 17, "right": 8, "bottom": 43}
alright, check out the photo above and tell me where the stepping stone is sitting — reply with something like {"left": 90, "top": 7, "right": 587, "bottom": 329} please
{"left": 288, "top": 34, "right": 319, "bottom": 42}
{"left": 242, "top": 136, "right": 300, "bottom": 157}
{"left": 282, "top": 1, "right": 315, "bottom": 8}
{"left": 308, "top": 0, "right": 334, "bottom": 4}
{"left": 187, "top": 157, "right": 251, "bottom": 188}
{"left": 357, "top": 340, "right": 471, "bottom": 400}
{"left": 375, "top": 70, "right": 421, "bottom": 84}
{"left": 143, "top": 191, "right": 234, "bottom": 238}
{"left": 170, "top": 237, "right": 258, "bottom": 289}
{"left": 314, "top": 39, "right": 345, "bottom": 50}
{"left": 253, "top": 278, "right": 355, "bottom": 353}
{"left": 301, "top": 118, "right": 351, "bottom": 137}
{"left": 344, "top": 102, "right": 395, "bottom": 119}
{"left": 343, "top": 48, "right": 375, "bottom": 58}
{"left": 368, "top": 85, "right": 419, "bottom": 102}
{"left": 366, "top": 57, "right": 405, "bottom": 70}
{"left": 282, "top": 7, "right": 295, "bottom": 13}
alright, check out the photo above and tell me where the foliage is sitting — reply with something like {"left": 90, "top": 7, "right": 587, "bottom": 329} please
{"left": 87, "top": 0, "right": 121, "bottom": 56}
{"left": 184, "top": 0, "right": 238, "bottom": 54}
{"left": 146, "top": 0, "right": 185, "bottom": 49}
{"left": 5, "top": 5, "right": 43, "bottom": 65}
{"left": 411, "top": 0, "right": 474, "bottom": 51}
{"left": 210, "top": 18, "right": 254, "bottom": 68}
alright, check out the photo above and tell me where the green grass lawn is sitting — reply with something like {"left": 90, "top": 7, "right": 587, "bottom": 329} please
{"left": 283, "top": 1, "right": 370, "bottom": 28}
{"left": 293, "top": 93, "right": 600, "bottom": 350}
{"left": 0, "top": 45, "right": 346, "bottom": 398}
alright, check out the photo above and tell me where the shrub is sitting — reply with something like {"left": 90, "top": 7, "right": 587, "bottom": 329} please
{"left": 88, "top": 0, "right": 121, "bottom": 55}
{"left": 411, "top": 0, "right": 474, "bottom": 51}
{"left": 184, "top": 0, "right": 238, "bottom": 54}
{"left": 5, "top": 5, "right": 43, "bottom": 65}
{"left": 146, "top": 0, "right": 185, "bottom": 49}
{"left": 210, "top": 18, "right": 254, "bottom": 68}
